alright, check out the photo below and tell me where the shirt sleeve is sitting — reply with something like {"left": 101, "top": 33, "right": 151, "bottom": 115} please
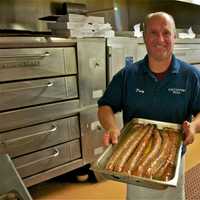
{"left": 97, "top": 69, "right": 124, "bottom": 113}
{"left": 191, "top": 70, "right": 200, "bottom": 116}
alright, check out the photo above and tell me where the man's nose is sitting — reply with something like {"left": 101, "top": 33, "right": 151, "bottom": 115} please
{"left": 157, "top": 33, "right": 165, "bottom": 42}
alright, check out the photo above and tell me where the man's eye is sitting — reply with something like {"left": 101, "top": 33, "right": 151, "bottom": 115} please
{"left": 164, "top": 31, "right": 171, "bottom": 36}
{"left": 151, "top": 31, "right": 157, "bottom": 35}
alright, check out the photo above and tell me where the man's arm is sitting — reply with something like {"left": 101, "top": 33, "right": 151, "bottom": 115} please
{"left": 183, "top": 112, "right": 200, "bottom": 145}
{"left": 98, "top": 105, "right": 120, "bottom": 145}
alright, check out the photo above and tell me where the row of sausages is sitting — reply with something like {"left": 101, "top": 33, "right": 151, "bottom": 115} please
{"left": 105, "top": 123, "right": 180, "bottom": 181}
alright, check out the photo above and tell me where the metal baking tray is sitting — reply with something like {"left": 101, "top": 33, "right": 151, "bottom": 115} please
{"left": 91, "top": 118, "right": 183, "bottom": 190}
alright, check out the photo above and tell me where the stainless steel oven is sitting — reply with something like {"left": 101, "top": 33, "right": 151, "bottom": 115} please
{"left": 0, "top": 36, "right": 106, "bottom": 188}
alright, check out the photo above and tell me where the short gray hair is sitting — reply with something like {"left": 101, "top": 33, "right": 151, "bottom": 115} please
{"left": 143, "top": 12, "right": 176, "bottom": 35}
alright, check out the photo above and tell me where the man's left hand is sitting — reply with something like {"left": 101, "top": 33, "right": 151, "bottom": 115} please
{"left": 182, "top": 120, "right": 195, "bottom": 145}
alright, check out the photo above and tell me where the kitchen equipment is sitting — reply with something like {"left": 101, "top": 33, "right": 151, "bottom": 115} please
{"left": 0, "top": 36, "right": 106, "bottom": 187}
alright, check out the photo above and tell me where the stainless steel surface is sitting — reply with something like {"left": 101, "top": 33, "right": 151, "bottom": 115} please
{"left": 0, "top": 154, "right": 32, "bottom": 200}
{"left": 80, "top": 106, "right": 105, "bottom": 164}
{"left": 0, "top": 37, "right": 76, "bottom": 48}
{"left": 0, "top": 116, "right": 80, "bottom": 158}
{"left": 107, "top": 37, "right": 200, "bottom": 82}
{"left": 77, "top": 38, "right": 106, "bottom": 107}
{"left": 0, "top": 37, "right": 106, "bottom": 187}
{"left": 24, "top": 159, "right": 84, "bottom": 187}
{"left": 13, "top": 140, "right": 81, "bottom": 178}
{"left": 107, "top": 37, "right": 138, "bottom": 81}
{"left": 0, "top": 47, "right": 76, "bottom": 82}
{"left": 62, "top": 2, "right": 87, "bottom": 14}
{"left": 91, "top": 118, "right": 182, "bottom": 190}
{"left": 0, "top": 76, "right": 78, "bottom": 111}
{"left": 0, "top": 0, "right": 113, "bottom": 32}
{"left": 0, "top": 100, "right": 80, "bottom": 132}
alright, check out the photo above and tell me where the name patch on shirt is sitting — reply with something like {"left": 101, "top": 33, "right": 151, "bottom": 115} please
{"left": 168, "top": 88, "right": 186, "bottom": 95}
{"left": 136, "top": 88, "right": 144, "bottom": 94}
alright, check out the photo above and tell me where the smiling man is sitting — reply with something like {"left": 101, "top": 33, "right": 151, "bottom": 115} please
{"left": 97, "top": 12, "right": 200, "bottom": 200}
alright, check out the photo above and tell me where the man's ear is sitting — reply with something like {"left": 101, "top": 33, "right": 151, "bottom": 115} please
{"left": 143, "top": 32, "right": 146, "bottom": 43}
{"left": 174, "top": 32, "right": 177, "bottom": 39}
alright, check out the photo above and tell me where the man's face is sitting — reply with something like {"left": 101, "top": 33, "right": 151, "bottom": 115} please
{"left": 144, "top": 16, "right": 176, "bottom": 62}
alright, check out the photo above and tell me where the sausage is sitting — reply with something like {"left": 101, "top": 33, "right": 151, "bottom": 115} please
{"left": 123, "top": 125, "right": 154, "bottom": 175}
{"left": 155, "top": 129, "right": 180, "bottom": 180}
{"left": 132, "top": 128, "right": 162, "bottom": 177}
{"left": 114, "top": 124, "right": 153, "bottom": 172}
{"left": 105, "top": 124, "right": 144, "bottom": 170}
{"left": 145, "top": 130, "right": 170, "bottom": 178}
{"left": 135, "top": 135, "right": 153, "bottom": 165}
{"left": 162, "top": 163, "right": 176, "bottom": 181}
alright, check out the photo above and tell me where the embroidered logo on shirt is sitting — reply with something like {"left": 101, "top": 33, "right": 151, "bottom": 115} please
{"left": 136, "top": 88, "right": 144, "bottom": 94}
{"left": 168, "top": 88, "right": 186, "bottom": 95}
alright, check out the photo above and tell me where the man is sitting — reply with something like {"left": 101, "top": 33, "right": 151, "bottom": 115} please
{"left": 97, "top": 12, "right": 200, "bottom": 200}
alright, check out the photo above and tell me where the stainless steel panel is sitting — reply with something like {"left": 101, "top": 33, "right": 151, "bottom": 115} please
{"left": 136, "top": 43, "right": 147, "bottom": 61}
{"left": 80, "top": 106, "right": 123, "bottom": 164}
{"left": 13, "top": 140, "right": 81, "bottom": 178}
{"left": 0, "top": 154, "right": 32, "bottom": 200}
{"left": 107, "top": 37, "right": 138, "bottom": 81}
{"left": 77, "top": 38, "right": 106, "bottom": 106}
{"left": 0, "top": 47, "right": 77, "bottom": 82}
{"left": 80, "top": 106, "right": 105, "bottom": 164}
{"left": 0, "top": 100, "right": 80, "bottom": 132}
{"left": 0, "top": 116, "right": 80, "bottom": 158}
{"left": 24, "top": 159, "right": 84, "bottom": 187}
{"left": 0, "top": 76, "right": 78, "bottom": 111}
{"left": 64, "top": 47, "right": 77, "bottom": 74}
{"left": 174, "top": 44, "right": 200, "bottom": 63}
{"left": 0, "top": 37, "right": 76, "bottom": 49}
{"left": 64, "top": 76, "right": 78, "bottom": 98}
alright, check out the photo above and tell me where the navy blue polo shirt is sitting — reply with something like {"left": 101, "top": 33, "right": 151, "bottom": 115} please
{"left": 98, "top": 54, "right": 200, "bottom": 125}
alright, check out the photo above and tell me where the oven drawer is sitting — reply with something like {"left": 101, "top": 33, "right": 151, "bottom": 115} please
{"left": 0, "top": 100, "right": 80, "bottom": 132}
{"left": 13, "top": 140, "right": 81, "bottom": 178}
{"left": 0, "top": 76, "right": 78, "bottom": 111}
{"left": 0, "top": 47, "right": 77, "bottom": 82}
{"left": 0, "top": 116, "right": 80, "bottom": 158}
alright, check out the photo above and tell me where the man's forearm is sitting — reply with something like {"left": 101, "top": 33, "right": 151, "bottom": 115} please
{"left": 97, "top": 105, "right": 119, "bottom": 131}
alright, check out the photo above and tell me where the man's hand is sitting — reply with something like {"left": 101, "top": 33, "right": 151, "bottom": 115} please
{"left": 103, "top": 128, "right": 121, "bottom": 146}
{"left": 182, "top": 121, "right": 195, "bottom": 145}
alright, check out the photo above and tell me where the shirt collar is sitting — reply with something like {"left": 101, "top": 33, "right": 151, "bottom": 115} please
{"left": 139, "top": 54, "right": 181, "bottom": 75}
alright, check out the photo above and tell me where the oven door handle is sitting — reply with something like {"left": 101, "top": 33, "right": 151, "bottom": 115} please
{"left": 0, "top": 51, "right": 51, "bottom": 59}
{"left": 0, "top": 81, "right": 54, "bottom": 93}
{"left": 1, "top": 125, "right": 57, "bottom": 145}
{"left": 15, "top": 148, "right": 60, "bottom": 169}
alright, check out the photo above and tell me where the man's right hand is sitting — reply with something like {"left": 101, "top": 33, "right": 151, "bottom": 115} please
{"left": 103, "top": 128, "right": 120, "bottom": 146}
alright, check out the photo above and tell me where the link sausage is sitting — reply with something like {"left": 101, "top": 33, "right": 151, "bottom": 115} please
{"left": 156, "top": 129, "right": 180, "bottom": 180}
{"left": 114, "top": 124, "right": 153, "bottom": 172}
{"left": 105, "top": 124, "right": 143, "bottom": 170}
{"left": 133, "top": 128, "right": 162, "bottom": 177}
{"left": 145, "top": 130, "right": 170, "bottom": 178}
{"left": 124, "top": 125, "right": 154, "bottom": 175}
